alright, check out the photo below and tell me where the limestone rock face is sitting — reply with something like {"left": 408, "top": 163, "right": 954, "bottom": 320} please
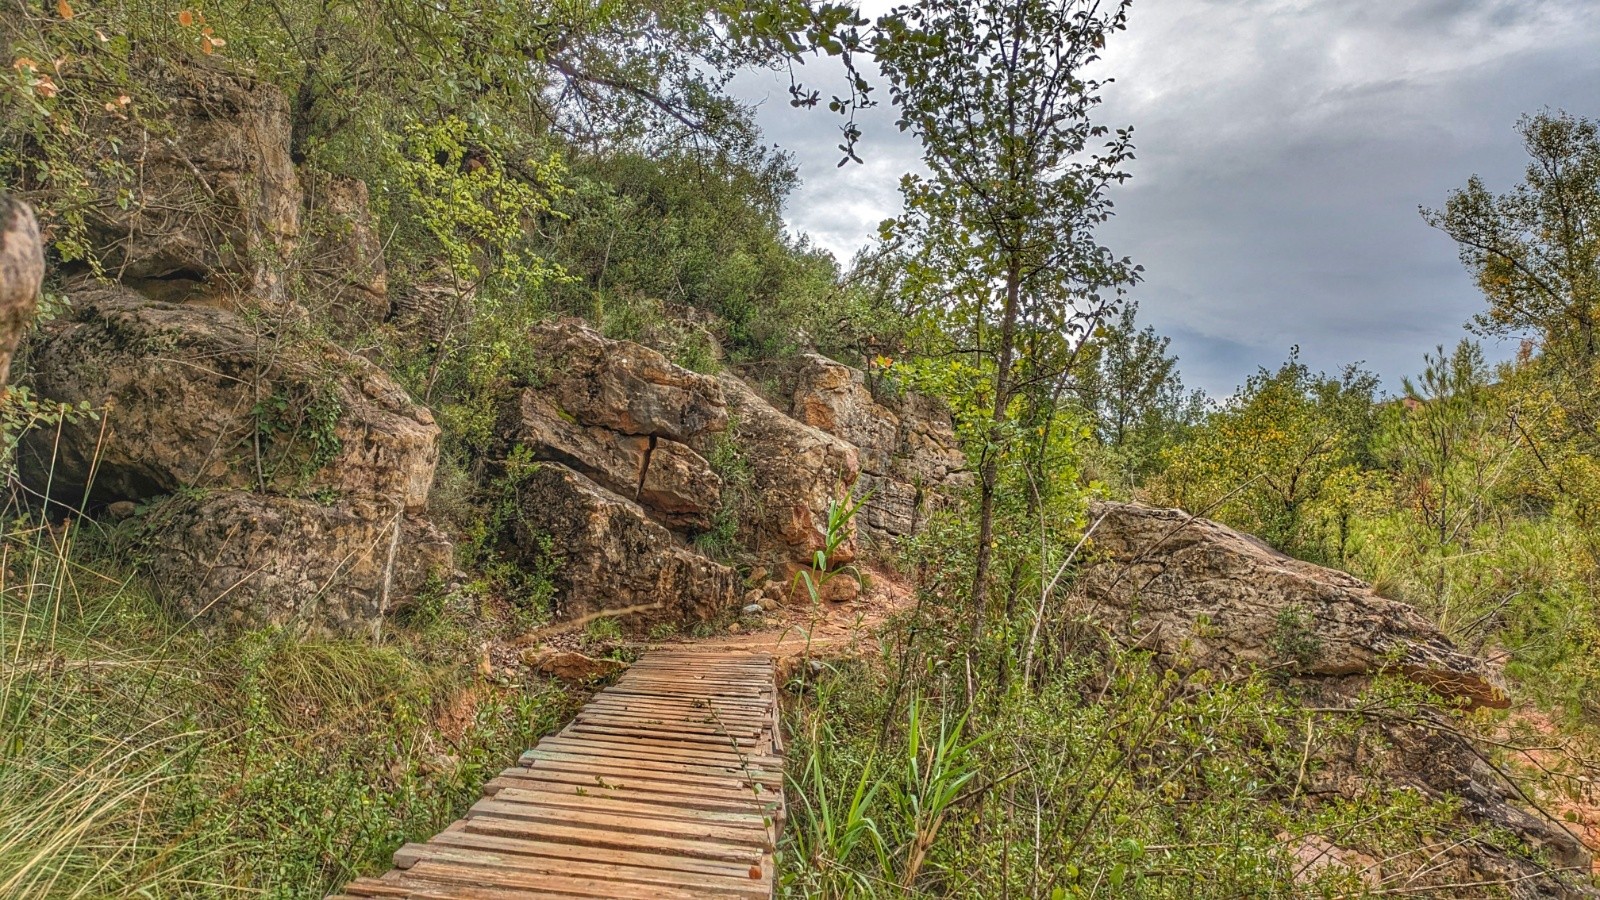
{"left": 507, "top": 463, "right": 736, "bottom": 625}
{"left": 532, "top": 319, "right": 727, "bottom": 442}
{"left": 1079, "top": 500, "right": 1506, "bottom": 709}
{"left": 500, "top": 389, "right": 719, "bottom": 532}
{"left": 718, "top": 373, "right": 860, "bottom": 569}
{"left": 299, "top": 174, "right": 388, "bottom": 327}
{"left": 0, "top": 196, "right": 43, "bottom": 387}
{"left": 21, "top": 283, "right": 438, "bottom": 512}
{"left": 139, "top": 492, "right": 452, "bottom": 633}
{"left": 85, "top": 63, "right": 299, "bottom": 299}
{"left": 782, "top": 355, "right": 969, "bottom": 543}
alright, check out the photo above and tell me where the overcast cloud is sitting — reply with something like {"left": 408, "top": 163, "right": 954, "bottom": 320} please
{"left": 735, "top": 0, "right": 1600, "bottom": 397}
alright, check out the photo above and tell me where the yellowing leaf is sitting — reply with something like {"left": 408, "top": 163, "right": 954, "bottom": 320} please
{"left": 57, "top": 0, "right": 73, "bottom": 20}
{"left": 12, "top": 57, "right": 37, "bottom": 71}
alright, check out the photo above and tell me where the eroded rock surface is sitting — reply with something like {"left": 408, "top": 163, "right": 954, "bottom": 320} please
{"left": 299, "top": 174, "right": 388, "bottom": 327}
{"left": 139, "top": 492, "right": 451, "bottom": 633}
{"left": 531, "top": 319, "right": 727, "bottom": 442}
{"left": 22, "top": 283, "right": 438, "bottom": 512}
{"left": 779, "top": 354, "right": 969, "bottom": 544}
{"left": 499, "top": 387, "right": 719, "bottom": 532}
{"left": 84, "top": 62, "right": 299, "bottom": 301}
{"left": 717, "top": 372, "right": 860, "bottom": 570}
{"left": 1080, "top": 500, "right": 1505, "bottom": 709}
{"left": 0, "top": 196, "right": 43, "bottom": 387}
{"left": 505, "top": 463, "right": 736, "bottom": 625}
{"left": 1081, "top": 500, "right": 1591, "bottom": 898}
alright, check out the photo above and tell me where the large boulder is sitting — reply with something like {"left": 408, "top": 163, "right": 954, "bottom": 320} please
{"left": 782, "top": 355, "right": 969, "bottom": 543}
{"left": 0, "top": 196, "right": 43, "bottom": 387}
{"left": 530, "top": 319, "right": 727, "bottom": 442}
{"left": 500, "top": 388, "right": 720, "bottom": 532}
{"left": 717, "top": 373, "right": 860, "bottom": 569}
{"left": 20, "top": 283, "right": 438, "bottom": 512}
{"left": 506, "top": 463, "right": 737, "bottom": 626}
{"left": 500, "top": 321, "right": 726, "bottom": 533}
{"left": 138, "top": 492, "right": 452, "bottom": 633}
{"left": 83, "top": 62, "right": 299, "bottom": 301}
{"left": 1079, "top": 501, "right": 1590, "bottom": 898}
{"left": 1079, "top": 500, "right": 1506, "bottom": 709}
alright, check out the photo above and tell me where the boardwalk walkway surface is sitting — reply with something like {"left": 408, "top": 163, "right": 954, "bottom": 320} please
{"left": 332, "top": 650, "right": 784, "bottom": 900}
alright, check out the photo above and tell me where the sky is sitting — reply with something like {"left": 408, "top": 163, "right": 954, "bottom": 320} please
{"left": 734, "top": 0, "right": 1600, "bottom": 398}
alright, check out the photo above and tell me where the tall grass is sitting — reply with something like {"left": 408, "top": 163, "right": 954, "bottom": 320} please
{"left": 0, "top": 513, "right": 576, "bottom": 898}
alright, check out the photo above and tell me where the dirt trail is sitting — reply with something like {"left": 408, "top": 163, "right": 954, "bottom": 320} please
{"left": 642, "top": 565, "right": 917, "bottom": 665}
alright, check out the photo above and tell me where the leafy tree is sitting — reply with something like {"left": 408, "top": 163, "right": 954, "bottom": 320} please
{"left": 1425, "top": 112, "right": 1600, "bottom": 365}
{"left": 874, "top": 0, "right": 1139, "bottom": 624}
{"left": 1156, "top": 350, "right": 1378, "bottom": 555}
{"left": 1424, "top": 112, "right": 1600, "bottom": 457}
{"left": 1074, "top": 302, "right": 1203, "bottom": 483}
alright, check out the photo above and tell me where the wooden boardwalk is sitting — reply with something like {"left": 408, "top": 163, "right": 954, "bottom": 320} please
{"left": 333, "top": 650, "right": 784, "bottom": 899}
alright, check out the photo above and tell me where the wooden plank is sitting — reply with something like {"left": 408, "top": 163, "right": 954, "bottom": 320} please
{"left": 468, "top": 798, "right": 773, "bottom": 849}
{"left": 566, "top": 722, "right": 758, "bottom": 749}
{"left": 484, "top": 770, "right": 771, "bottom": 807}
{"left": 460, "top": 813, "right": 763, "bottom": 864}
{"left": 519, "top": 748, "right": 782, "bottom": 786}
{"left": 518, "top": 746, "right": 780, "bottom": 781}
{"left": 397, "top": 860, "right": 709, "bottom": 900}
{"left": 481, "top": 776, "right": 778, "bottom": 815}
{"left": 531, "top": 734, "right": 781, "bottom": 769}
{"left": 478, "top": 787, "right": 770, "bottom": 829}
{"left": 430, "top": 823, "right": 758, "bottom": 879}
{"left": 392, "top": 843, "right": 760, "bottom": 896}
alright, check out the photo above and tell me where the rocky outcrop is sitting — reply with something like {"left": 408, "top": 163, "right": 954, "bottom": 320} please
{"left": 1080, "top": 500, "right": 1591, "bottom": 898}
{"left": 779, "top": 355, "right": 969, "bottom": 544}
{"left": 84, "top": 62, "right": 299, "bottom": 302}
{"left": 21, "top": 283, "right": 438, "bottom": 512}
{"left": 0, "top": 196, "right": 43, "bottom": 387}
{"left": 530, "top": 319, "right": 727, "bottom": 442}
{"left": 1079, "top": 500, "right": 1505, "bottom": 708}
{"left": 500, "top": 386, "right": 719, "bottom": 532}
{"left": 139, "top": 492, "right": 451, "bottom": 633}
{"left": 717, "top": 373, "right": 860, "bottom": 569}
{"left": 505, "top": 463, "right": 737, "bottom": 625}
{"left": 299, "top": 174, "right": 388, "bottom": 327}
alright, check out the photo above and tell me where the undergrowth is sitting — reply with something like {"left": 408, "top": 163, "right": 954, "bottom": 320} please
{"left": 0, "top": 517, "right": 578, "bottom": 898}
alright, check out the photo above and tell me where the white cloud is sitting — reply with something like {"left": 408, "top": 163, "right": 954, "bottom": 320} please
{"left": 738, "top": 0, "right": 1600, "bottom": 394}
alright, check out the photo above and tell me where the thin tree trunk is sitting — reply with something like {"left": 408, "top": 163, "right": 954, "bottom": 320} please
{"left": 971, "top": 262, "right": 1022, "bottom": 643}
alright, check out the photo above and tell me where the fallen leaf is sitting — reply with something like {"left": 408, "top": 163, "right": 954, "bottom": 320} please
{"left": 57, "top": 0, "right": 74, "bottom": 20}
{"left": 177, "top": 9, "right": 193, "bottom": 26}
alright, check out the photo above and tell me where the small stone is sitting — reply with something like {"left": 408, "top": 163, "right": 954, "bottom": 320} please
{"left": 819, "top": 576, "right": 861, "bottom": 604}
{"left": 741, "top": 603, "right": 764, "bottom": 617}
{"left": 742, "top": 588, "right": 765, "bottom": 607}
{"left": 521, "top": 648, "right": 627, "bottom": 684}
{"left": 757, "top": 595, "right": 779, "bottom": 612}
{"left": 746, "top": 566, "right": 770, "bottom": 586}
{"left": 106, "top": 500, "right": 138, "bottom": 520}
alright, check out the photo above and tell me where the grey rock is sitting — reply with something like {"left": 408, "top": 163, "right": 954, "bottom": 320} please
{"left": 20, "top": 283, "right": 438, "bottom": 512}
{"left": 507, "top": 462, "right": 736, "bottom": 626}
{"left": 0, "top": 196, "right": 43, "bottom": 387}
{"left": 139, "top": 491, "right": 451, "bottom": 634}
